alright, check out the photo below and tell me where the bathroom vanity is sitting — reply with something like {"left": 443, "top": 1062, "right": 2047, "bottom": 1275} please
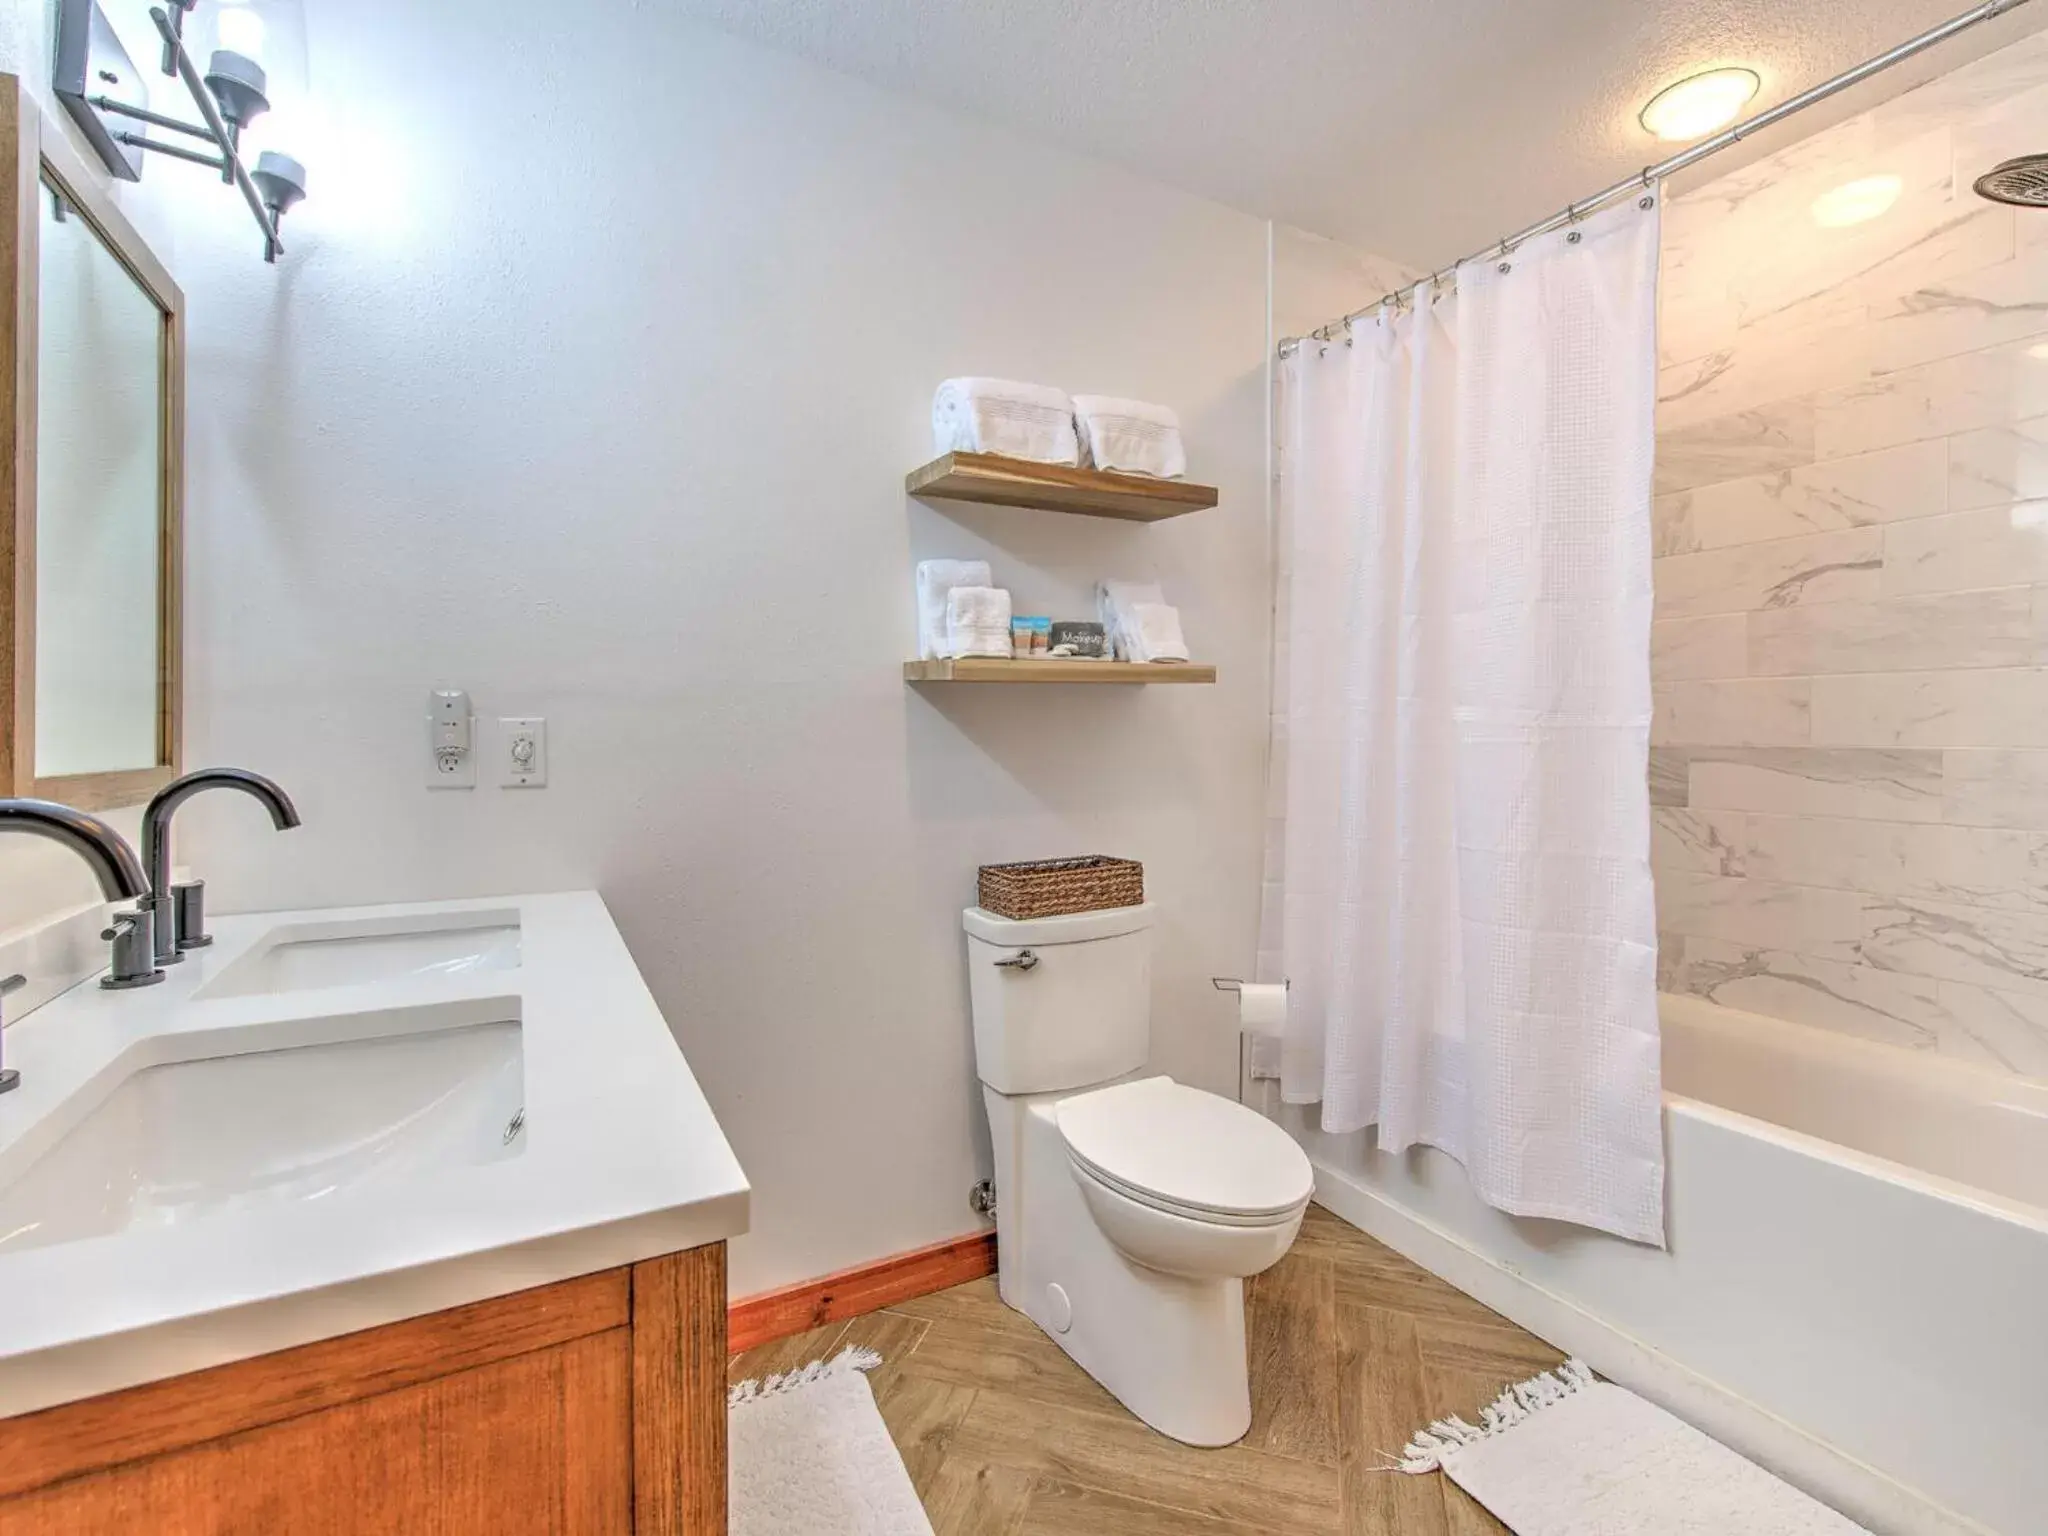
{"left": 0, "top": 891, "right": 748, "bottom": 1532}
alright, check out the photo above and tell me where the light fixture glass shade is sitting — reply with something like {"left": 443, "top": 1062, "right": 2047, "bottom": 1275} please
{"left": 191, "top": 0, "right": 307, "bottom": 117}
{"left": 1810, "top": 174, "right": 1904, "bottom": 228}
{"left": 1639, "top": 68, "right": 1760, "bottom": 142}
{"left": 214, "top": 5, "right": 265, "bottom": 60}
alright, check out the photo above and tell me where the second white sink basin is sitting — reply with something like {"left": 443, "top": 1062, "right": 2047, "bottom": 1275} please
{"left": 0, "top": 1006, "right": 524, "bottom": 1256}
{"left": 196, "top": 910, "right": 522, "bottom": 999}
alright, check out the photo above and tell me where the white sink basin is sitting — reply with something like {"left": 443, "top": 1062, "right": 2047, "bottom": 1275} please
{"left": 0, "top": 1009, "right": 524, "bottom": 1255}
{"left": 196, "top": 910, "right": 522, "bottom": 1000}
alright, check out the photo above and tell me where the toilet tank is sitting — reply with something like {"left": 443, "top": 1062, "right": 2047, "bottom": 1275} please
{"left": 963, "top": 903, "right": 1154, "bottom": 1095}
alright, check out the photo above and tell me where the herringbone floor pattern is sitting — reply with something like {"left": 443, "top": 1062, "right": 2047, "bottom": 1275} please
{"left": 729, "top": 1205, "right": 1563, "bottom": 1534}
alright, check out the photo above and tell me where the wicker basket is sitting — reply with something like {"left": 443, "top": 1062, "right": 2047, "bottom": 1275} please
{"left": 977, "top": 856, "right": 1144, "bottom": 921}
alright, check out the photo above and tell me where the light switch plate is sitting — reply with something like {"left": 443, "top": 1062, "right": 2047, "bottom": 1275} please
{"left": 499, "top": 717, "right": 547, "bottom": 788}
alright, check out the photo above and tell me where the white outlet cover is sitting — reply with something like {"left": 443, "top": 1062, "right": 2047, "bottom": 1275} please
{"left": 427, "top": 710, "right": 476, "bottom": 789}
{"left": 500, "top": 717, "right": 547, "bottom": 788}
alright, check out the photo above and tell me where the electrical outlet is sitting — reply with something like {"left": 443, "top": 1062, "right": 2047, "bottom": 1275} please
{"left": 499, "top": 717, "right": 547, "bottom": 787}
{"left": 428, "top": 690, "right": 475, "bottom": 789}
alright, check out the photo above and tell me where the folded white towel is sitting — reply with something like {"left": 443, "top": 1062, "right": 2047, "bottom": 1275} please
{"left": 917, "top": 559, "right": 993, "bottom": 660}
{"left": 1098, "top": 579, "right": 1165, "bottom": 661}
{"left": 1073, "top": 395, "right": 1186, "bottom": 479}
{"left": 933, "top": 378, "right": 1080, "bottom": 465}
{"left": 945, "top": 585, "right": 1013, "bottom": 659}
{"left": 1125, "top": 602, "right": 1190, "bottom": 663}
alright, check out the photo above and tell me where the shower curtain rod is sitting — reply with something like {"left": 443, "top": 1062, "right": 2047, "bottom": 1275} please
{"left": 1277, "top": 0, "right": 2037, "bottom": 356}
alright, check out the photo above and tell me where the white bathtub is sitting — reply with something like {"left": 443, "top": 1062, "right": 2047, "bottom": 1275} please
{"left": 1272, "top": 994, "right": 2048, "bottom": 1536}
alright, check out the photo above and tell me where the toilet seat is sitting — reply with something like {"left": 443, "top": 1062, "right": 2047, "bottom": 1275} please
{"left": 1056, "top": 1076, "right": 1313, "bottom": 1227}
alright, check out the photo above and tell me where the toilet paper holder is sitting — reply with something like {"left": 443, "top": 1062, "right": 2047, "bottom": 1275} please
{"left": 1211, "top": 976, "right": 1287, "bottom": 993}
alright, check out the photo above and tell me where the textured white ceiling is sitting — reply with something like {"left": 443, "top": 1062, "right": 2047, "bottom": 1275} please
{"left": 661, "top": 0, "right": 2048, "bottom": 265}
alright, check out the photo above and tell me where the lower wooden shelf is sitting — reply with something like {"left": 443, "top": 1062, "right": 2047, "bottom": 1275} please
{"left": 905, "top": 658, "right": 1217, "bottom": 684}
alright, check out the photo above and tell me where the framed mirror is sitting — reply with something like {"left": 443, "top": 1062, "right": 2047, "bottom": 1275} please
{"left": 0, "top": 78, "right": 184, "bottom": 810}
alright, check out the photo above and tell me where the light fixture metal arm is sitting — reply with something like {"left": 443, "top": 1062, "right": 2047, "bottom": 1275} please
{"left": 145, "top": 4, "right": 282, "bottom": 260}
{"left": 91, "top": 94, "right": 215, "bottom": 141}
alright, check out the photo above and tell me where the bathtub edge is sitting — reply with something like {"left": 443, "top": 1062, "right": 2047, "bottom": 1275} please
{"left": 1307, "top": 1160, "right": 1997, "bottom": 1536}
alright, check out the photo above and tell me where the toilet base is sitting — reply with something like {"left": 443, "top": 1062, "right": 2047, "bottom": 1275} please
{"left": 989, "top": 1092, "right": 1253, "bottom": 1446}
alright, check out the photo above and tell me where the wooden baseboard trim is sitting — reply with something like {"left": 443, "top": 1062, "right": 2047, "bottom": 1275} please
{"left": 727, "top": 1230, "right": 996, "bottom": 1354}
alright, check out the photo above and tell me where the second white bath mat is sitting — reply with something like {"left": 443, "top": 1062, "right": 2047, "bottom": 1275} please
{"left": 1400, "top": 1360, "right": 1871, "bottom": 1535}
{"left": 728, "top": 1346, "right": 934, "bottom": 1536}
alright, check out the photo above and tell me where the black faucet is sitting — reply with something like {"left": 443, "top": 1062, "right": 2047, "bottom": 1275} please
{"left": 0, "top": 799, "right": 150, "bottom": 902}
{"left": 140, "top": 768, "right": 302, "bottom": 965}
{"left": 0, "top": 800, "right": 156, "bottom": 1084}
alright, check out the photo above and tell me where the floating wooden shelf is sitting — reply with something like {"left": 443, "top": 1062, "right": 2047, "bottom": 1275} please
{"left": 905, "top": 658, "right": 1217, "bottom": 685}
{"left": 907, "top": 452, "right": 1218, "bottom": 522}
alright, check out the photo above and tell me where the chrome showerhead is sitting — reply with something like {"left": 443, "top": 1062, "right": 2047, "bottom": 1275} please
{"left": 1974, "top": 155, "right": 2048, "bottom": 207}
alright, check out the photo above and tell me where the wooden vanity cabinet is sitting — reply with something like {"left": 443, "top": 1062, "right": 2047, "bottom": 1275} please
{"left": 0, "top": 1242, "right": 727, "bottom": 1534}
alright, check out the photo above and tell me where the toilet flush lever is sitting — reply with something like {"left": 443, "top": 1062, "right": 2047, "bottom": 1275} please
{"left": 994, "top": 949, "right": 1039, "bottom": 972}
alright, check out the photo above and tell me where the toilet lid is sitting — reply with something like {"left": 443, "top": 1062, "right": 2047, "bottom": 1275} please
{"left": 1056, "top": 1077, "right": 1313, "bottom": 1221}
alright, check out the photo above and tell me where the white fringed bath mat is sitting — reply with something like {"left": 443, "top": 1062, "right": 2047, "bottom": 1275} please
{"left": 729, "top": 1346, "right": 935, "bottom": 1536}
{"left": 1400, "top": 1360, "right": 1872, "bottom": 1535}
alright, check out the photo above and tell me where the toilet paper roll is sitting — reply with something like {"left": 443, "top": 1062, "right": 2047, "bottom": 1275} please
{"left": 1238, "top": 982, "right": 1288, "bottom": 1037}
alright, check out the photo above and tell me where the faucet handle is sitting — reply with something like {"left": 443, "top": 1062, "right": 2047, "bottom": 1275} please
{"left": 100, "top": 908, "right": 165, "bottom": 991}
{"left": 172, "top": 881, "right": 212, "bottom": 950}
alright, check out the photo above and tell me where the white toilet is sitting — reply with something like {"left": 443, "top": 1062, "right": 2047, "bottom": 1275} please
{"left": 964, "top": 901, "right": 1313, "bottom": 1446}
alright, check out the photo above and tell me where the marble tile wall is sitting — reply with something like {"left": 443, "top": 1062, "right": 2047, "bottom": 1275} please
{"left": 1653, "top": 29, "right": 2048, "bottom": 1077}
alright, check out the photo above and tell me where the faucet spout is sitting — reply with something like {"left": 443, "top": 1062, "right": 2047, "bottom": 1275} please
{"left": 140, "top": 768, "right": 301, "bottom": 962}
{"left": 0, "top": 799, "right": 149, "bottom": 900}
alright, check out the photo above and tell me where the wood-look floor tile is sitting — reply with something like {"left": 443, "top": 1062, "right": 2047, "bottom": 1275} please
{"left": 1291, "top": 1210, "right": 1510, "bottom": 1329}
{"left": 1415, "top": 1344, "right": 1548, "bottom": 1536}
{"left": 835, "top": 1202, "right": 1568, "bottom": 1536}
{"left": 1440, "top": 1480, "right": 1512, "bottom": 1536}
{"left": 1288, "top": 1206, "right": 1380, "bottom": 1259}
{"left": 873, "top": 1375, "right": 979, "bottom": 1498}
{"left": 923, "top": 1459, "right": 1035, "bottom": 1536}
{"left": 1330, "top": 1251, "right": 1513, "bottom": 1329}
{"left": 1245, "top": 1252, "right": 1340, "bottom": 1465}
{"left": 726, "top": 1320, "right": 848, "bottom": 1386}
{"left": 1414, "top": 1316, "right": 1564, "bottom": 1387}
{"left": 1336, "top": 1305, "right": 1448, "bottom": 1536}
{"left": 897, "top": 1302, "right": 1127, "bottom": 1421}
{"left": 949, "top": 1390, "right": 1341, "bottom": 1533}
{"left": 881, "top": 1276, "right": 1021, "bottom": 1329}
{"left": 835, "top": 1310, "right": 931, "bottom": 1398}
{"left": 1018, "top": 1477, "right": 1276, "bottom": 1535}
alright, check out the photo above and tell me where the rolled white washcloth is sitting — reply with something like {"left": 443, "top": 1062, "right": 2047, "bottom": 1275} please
{"left": 1125, "top": 602, "right": 1190, "bottom": 663}
{"left": 1073, "top": 395, "right": 1187, "bottom": 479}
{"left": 916, "top": 559, "right": 992, "bottom": 660}
{"left": 1097, "top": 579, "right": 1164, "bottom": 661}
{"left": 945, "top": 585, "right": 1014, "bottom": 659}
{"left": 933, "top": 378, "right": 1080, "bottom": 465}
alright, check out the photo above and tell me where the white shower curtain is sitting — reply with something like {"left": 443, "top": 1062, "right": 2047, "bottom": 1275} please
{"left": 1269, "top": 196, "right": 1665, "bottom": 1245}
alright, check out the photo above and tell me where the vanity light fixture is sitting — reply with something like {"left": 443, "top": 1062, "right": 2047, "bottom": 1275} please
{"left": 52, "top": 0, "right": 306, "bottom": 262}
{"left": 1639, "top": 67, "right": 1761, "bottom": 142}
{"left": 1811, "top": 173, "right": 1904, "bottom": 228}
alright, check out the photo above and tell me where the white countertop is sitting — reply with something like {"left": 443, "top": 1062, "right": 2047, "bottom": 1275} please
{"left": 0, "top": 890, "right": 749, "bottom": 1417}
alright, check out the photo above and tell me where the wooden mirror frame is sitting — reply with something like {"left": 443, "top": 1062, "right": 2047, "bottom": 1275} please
{"left": 0, "top": 76, "right": 185, "bottom": 811}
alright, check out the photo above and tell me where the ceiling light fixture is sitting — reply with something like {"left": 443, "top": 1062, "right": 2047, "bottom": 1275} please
{"left": 1639, "top": 67, "right": 1761, "bottom": 143}
{"left": 1811, "top": 174, "right": 1904, "bottom": 228}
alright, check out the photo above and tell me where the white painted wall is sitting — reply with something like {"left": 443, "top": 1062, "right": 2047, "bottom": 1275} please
{"left": 0, "top": 0, "right": 1285, "bottom": 1295}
